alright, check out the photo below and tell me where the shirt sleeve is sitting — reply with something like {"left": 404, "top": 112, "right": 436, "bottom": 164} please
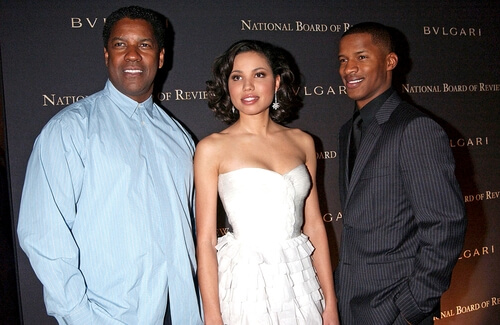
{"left": 395, "top": 117, "right": 467, "bottom": 323}
{"left": 17, "top": 115, "right": 115, "bottom": 323}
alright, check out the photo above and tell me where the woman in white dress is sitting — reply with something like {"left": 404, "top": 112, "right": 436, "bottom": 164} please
{"left": 195, "top": 40, "right": 339, "bottom": 325}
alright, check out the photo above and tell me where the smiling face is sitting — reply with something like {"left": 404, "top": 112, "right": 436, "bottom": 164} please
{"left": 104, "top": 18, "right": 164, "bottom": 103}
{"left": 228, "top": 51, "right": 280, "bottom": 117}
{"left": 338, "top": 33, "right": 397, "bottom": 109}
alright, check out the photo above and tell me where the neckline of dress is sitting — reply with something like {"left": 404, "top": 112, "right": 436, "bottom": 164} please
{"left": 219, "top": 163, "right": 305, "bottom": 177}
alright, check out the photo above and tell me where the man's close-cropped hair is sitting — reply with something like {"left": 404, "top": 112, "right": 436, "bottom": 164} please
{"left": 102, "top": 6, "right": 167, "bottom": 50}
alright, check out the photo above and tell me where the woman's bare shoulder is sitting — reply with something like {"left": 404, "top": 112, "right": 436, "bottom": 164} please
{"left": 282, "top": 127, "right": 314, "bottom": 145}
{"left": 196, "top": 129, "right": 236, "bottom": 158}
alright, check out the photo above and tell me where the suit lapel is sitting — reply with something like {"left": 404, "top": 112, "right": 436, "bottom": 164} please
{"left": 345, "top": 92, "right": 402, "bottom": 206}
{"left": 339, "top": 123, "right": 350, "bottom": 204}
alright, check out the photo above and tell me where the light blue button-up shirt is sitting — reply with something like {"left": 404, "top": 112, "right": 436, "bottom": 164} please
{"left": 18, "top": 80, "right": 202, "bottom": 324}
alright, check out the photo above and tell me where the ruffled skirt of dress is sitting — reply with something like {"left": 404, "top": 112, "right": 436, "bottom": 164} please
{"left": 216, "top": 232, "right": 324, "bottom": 325}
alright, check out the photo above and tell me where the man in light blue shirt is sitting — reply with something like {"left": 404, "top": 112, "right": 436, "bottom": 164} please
{"left": 17, "top": 6, "right": 202, "bottom": 324}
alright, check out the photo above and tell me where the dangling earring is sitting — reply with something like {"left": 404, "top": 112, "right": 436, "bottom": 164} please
{"left": 272, "top": 92, "right": 280, "bottom": 110}
{"left": 232, "top": 106, "right": 236, "bottom": 114}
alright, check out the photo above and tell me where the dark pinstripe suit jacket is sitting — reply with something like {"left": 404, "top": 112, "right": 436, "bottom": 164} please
{"left": 334, "top": 92, "right": 466, "bottom": 325}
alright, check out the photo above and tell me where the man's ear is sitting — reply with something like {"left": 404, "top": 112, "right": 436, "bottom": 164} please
{"left": 387, "top": 52, "right": 398, "bottom": 71}
{"left": 104, "top": 47, "right": 109, "bottom": 67}
{"left": 158, "top": 48, "right": 165, "bottom": 69}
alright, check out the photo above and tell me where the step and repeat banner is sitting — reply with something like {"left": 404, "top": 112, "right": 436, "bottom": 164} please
{"left": 1, "top": 1, "right": 498, "bottom": 324}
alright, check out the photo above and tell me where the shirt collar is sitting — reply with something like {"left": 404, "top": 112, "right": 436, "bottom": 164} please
{"left": 355, "top": 87, "right": 394, "bottom": 129}
{"left": 105, "top": 80, "right": 155, "bottom": 118}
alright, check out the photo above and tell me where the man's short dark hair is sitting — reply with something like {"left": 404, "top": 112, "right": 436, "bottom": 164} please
{"left": 102, "top": 6, "right": 167, "bottom": 50}
{"left": 342, "top": 22, "right": 395, "bottom": 54}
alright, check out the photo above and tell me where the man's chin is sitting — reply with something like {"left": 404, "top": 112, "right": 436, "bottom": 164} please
{"left": 345, "top": 90, "right": 360, "bottom": 101}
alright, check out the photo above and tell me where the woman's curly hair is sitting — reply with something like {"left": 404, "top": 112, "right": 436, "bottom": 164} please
{"left": 206, "top": 40, "right": 302, "bottom": 125}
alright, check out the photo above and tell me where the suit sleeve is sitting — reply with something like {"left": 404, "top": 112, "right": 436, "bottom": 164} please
{"left": 17, "top": 117, "right": 116, "bottom": 324}
{"left": 394, "top": 117, "right": 467, "bottom": 324}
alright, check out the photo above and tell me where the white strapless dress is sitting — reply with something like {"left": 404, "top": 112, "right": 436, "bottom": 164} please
{"left": 216, "top": 164, "right": 324, "bottom": 325}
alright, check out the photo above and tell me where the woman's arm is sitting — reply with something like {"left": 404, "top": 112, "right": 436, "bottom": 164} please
{"left": 301, "top": 133, "right": 340, "bottom": 325}
{"left": 194, "top": 137, "right": 224, "bottom": 325}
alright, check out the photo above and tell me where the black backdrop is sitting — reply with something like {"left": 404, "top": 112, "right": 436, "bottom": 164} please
{"left": 1, "top": 1, "right": 499, "bottom": 324}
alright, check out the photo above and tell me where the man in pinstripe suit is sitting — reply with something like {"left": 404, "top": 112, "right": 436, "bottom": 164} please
{"left": 334, "top": 22, "right": 466, "bottom": 324}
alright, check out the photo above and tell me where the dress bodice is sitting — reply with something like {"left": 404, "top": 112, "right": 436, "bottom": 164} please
{"left": 215, "top": 163, "right": 324, "bottom": 324}
{"left": 218, "top": 164, "right": 311, "bottom": 242}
